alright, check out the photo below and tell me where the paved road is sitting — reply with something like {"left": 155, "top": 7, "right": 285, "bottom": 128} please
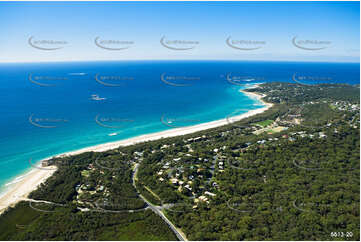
{"left": 132, "top": 163, "right": 187, "bottom": 241}
{"left": 22, "top": 163, "right": 187, "bottom": 240}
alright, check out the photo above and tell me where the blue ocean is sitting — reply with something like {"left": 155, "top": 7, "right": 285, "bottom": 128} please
{"left": 0, "top": 61, "right": 359, "bottom": 192}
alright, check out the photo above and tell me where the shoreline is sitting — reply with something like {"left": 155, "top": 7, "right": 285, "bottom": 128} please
{"left": 0, "top": 166, "right": 57, "bottom": 214}
{"left": 0, "top": 87, "right": 273, "bottom": 215}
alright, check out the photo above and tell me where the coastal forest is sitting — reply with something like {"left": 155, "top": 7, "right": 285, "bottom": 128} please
{"left": 0, "top": 82, "right": 359, "bottom": 241}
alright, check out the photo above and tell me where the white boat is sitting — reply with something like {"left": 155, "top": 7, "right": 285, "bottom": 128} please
{"left": 68, "top": 72, "right": 87, "bottom": 76}
{"left": 91, "top": 94, "right": 106, "bottom": 101}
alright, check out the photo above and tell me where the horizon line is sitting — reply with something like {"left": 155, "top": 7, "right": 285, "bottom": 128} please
{"left": 0, "top": 59, "right": 359, "bottom": 64}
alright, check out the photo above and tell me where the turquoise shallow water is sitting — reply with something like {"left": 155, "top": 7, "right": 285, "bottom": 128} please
{"left": 0, "top": 60, "right": 359, "bottom": 193}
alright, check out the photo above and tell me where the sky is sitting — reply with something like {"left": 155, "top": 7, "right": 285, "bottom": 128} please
{"left": 0, "top": 1, "right": 359, "bottom": 63}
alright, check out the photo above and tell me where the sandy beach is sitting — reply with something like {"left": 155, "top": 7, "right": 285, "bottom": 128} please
{"left": 0, "top": 88, "right": 272, "bottom": 214}
{"left": 0, "top": 166, "right": 56, "bottom": 214}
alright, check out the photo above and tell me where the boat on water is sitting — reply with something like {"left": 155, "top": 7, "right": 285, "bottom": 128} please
{"left": 91, "top": 94, "right": 106, "bottom": 101}
{"left": 68, "top": 72, "right": 87, "bottom": 76}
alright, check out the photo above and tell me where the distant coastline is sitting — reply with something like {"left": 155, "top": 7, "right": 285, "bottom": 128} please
{"left": 0, "top": 85, "right": 272, "bottom": 214}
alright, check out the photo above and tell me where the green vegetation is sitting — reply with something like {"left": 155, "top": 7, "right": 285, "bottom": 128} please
{"left": 0, "top": 82, "right": 359, "bottom": 241}
{"left": 0, "top": 150, "right": 177, "bottom": 240}
{"left": 81, "top": 170, "right": 90, "bottom": 177}
{"left": 135, "top": 181, "right": 162, "bottom": 206}
{"left": 254, "top": 119, "right": 273, "bottom": 127}
{"left": 0, "top": 202, "right": 177, "bottom": 240}
{"left": 136, "top": 82, "right": 360, "bottom": 240}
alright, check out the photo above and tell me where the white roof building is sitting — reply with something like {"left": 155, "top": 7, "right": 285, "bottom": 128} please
{"left": 205, "top": 191, "right": 216, "bottom": 197}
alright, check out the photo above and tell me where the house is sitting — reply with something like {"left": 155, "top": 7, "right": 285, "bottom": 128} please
{"left": 319, "top": 132, "right": 327, "bottom": 138}
{"left": 198, "top": 195, "right": 208, "bottom": 202}
{"left": 205, "top": 191, "right": 216, "bottom": 197}
{"left": 134, "top": 151, "right": 143, "bottom": 156}
{"left": 170, "top": 178, "right": 179, "bottom": 184}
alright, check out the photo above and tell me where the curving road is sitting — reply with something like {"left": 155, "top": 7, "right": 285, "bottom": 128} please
{"left": 24, "top": 198, "right": 147, "bottom": 214}
{"left": 20, "top": 163, "right": 187, "bottom": 240}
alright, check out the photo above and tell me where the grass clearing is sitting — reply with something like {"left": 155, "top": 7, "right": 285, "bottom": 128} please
{"left": 254, "top": 119, "right": 273, "bottom": 127}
